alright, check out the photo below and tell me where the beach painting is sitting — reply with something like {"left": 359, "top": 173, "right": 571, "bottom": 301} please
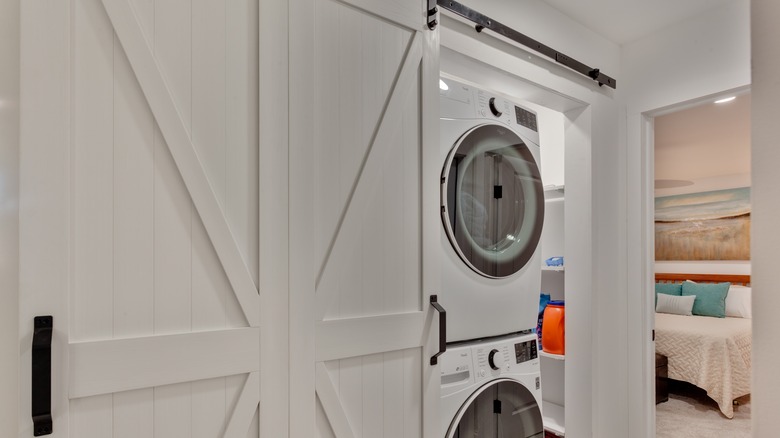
{"left": 655, "top": 187, "right": 751, "bottom": 260}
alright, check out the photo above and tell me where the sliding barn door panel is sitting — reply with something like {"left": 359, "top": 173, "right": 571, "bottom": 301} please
{"left": 20, "top": 0, "right": 261, "bottom": 436}
{"left": 301, "top": 0, "right": 437, "bottom": 436}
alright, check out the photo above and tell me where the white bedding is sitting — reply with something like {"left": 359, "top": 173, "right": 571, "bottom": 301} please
{"left": 655, "top": 312, "right": 751, "bottom": 418}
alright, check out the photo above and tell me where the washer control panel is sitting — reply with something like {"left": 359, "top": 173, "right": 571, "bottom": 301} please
{"left": 440, "top": 332, "right": 540, "bottom": 392}
{"left": 514, "top": 338, "right": 538, "bottom": 364}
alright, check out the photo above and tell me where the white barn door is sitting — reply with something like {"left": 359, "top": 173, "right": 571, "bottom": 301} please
{"left": 289, "top": 0, "right": 441, "bottom": 437}
{"left": 19, "top": 0, "right": 261, "bottom": 437}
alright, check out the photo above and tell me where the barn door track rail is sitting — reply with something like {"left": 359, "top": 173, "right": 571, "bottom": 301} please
{"left": 426, "top": 0, "right": 617, "bottom": 89}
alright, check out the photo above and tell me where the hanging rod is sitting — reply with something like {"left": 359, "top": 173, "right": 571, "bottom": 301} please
{"left": 427, "top": 0, "right": 617, "bottom": 89}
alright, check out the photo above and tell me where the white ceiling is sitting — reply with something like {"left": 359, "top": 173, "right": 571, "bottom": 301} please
{"left": 654, "top": 94, "right": 751, "bottom": 183}
{"left": 539, "top": 0, "right": 730, "bottom": 44}
{"left": 536, "top": 0, "right": 750, "bottom": 190}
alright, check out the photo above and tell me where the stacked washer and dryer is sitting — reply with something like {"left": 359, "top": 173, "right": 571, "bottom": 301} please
{"left": 438, "top": 76, "right": 546, "bottom": 438}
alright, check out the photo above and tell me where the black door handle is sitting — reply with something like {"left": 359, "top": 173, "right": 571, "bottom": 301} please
{"left": 32, "top": 316, "right": 53, "bottom": 436}
{"left": 430, "top": 295, "right": 446, "bottom": 365}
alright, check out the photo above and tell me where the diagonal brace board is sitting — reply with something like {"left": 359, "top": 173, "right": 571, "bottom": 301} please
{"left": 223, "top": 372, "right": 260, "bottom": 438}
{"left": 315, "top": 31, "right": 423, "bottom": 319}
{"left": 100, "top": 0, "right": 260, "bottom": 327}
{"left": 315, "top": 362, "right": 357, "bottom": 438}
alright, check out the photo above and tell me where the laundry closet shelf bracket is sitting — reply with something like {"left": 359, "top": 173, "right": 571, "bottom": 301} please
{"left": 435, "top": 0, "right": 617, "bottom": 89}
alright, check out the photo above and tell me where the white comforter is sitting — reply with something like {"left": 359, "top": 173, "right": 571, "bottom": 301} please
{"left": 655, "top": 313, "right": 752, "bottom": 418}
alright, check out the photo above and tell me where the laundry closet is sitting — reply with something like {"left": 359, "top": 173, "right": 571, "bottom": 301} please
{"left": 438, "top": 7, "right": 597, "bottom": 433}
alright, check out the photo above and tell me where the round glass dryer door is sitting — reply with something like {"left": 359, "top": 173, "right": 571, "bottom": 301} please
{"left": 442, "top": 123, "right": 544, "bottom": 278}
{"left": 446, "top": 379, "right": 544, "bottom": 438}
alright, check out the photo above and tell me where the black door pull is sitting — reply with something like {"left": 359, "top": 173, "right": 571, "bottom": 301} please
{"left": 430, "top": 295, "right": 446, "bottom": 365}
{"left": 32, "top": 316, "right": 53, "bottom": 436}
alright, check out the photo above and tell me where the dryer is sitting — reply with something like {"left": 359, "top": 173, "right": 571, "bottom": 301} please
{"left": 439, "top": 76, "right": 545, "bottom": 342}
{"left": 440, "top": 332, "right": 544, "bottom": 438}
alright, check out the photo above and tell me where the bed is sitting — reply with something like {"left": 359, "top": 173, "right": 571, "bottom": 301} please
{"left": 654, "top": 273, "right": 752, "bottom": 419}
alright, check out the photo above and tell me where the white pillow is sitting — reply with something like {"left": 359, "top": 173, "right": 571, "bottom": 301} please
{"left": 725, "top": 285, "right": 752, "bottom": 319}
{"left": 656, "top": 293, "right": 696, "bottom": 316}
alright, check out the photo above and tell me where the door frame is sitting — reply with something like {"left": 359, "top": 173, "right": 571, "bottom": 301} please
{"left": 629, "top": 84, "right": 752, "bottom": 438}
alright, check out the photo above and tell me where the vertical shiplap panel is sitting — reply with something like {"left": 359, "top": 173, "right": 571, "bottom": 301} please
{"left": 333, "top": 4, "right": 363, "bottom": 321}
{"left": 192, "top": 377, "right": 226, "bottom": 438}
{"left": 227, "top": 0, "right": 260, "bottom": 306}
{"left": 72, "top": 0, "right": 114, "bottom": 343}
{"left": 403, "top": 348, "right": 422, "bottom": 437}
{"left": 359, "top": 15, "right": 391, "bottom": 319}
{"left": 112, "top": 31, "right": 155, "bottom": 355}
{"left": 361, "top": 166, "right": 383, "bottom": 316}
{"left": 360, "top": 16, "right": 381, "bottom": 151}
{"left": 153, "top": 0, "right": 193, "bottom": 434}
{"left": 313, "top": 0, "right": 341, "bottom": 276}
{"left": 403, "top": 71, "right": 422, "bottom": 313}
{"left": 154, "top": 383, "right": 192, "bottom": 438}
{"left": 191, "top": 0, "right": 228, "bottom": 333}
{"left": 337, "top": 5, "right": 363, "bottom": 211}
{"left": 72, "top": 1, "right": 115, "bottom": 434}
{"left": 381, "top": 116, "right": 404, "bottom": 315}
{"left": 192, "top": 0, "right": 226, "bottom": 207}
{"left": 361, "top": 354, "right": 384, "bottom": 437}
{"left": 335, "top": 5, "right": 366, "bottom": 320}
{"left": 191, "top": 0, "right": 229, "bottom": 435}
{"left": 112, "top": 8, "right": 155, "bottom": 434}
{"left": 338, "top": 357, "right": 363, "bottom": 435}
{"left": 71, "top": 396, "right": 114, "bottom": 438}
{"left": 113, "top": 389, "right": 154, "bottom": 438}
{"left": 382, "top": 351, "right": 404, "bottom": 437}
{"left": 153, "top": 0, "right": 192, "bottom": 337}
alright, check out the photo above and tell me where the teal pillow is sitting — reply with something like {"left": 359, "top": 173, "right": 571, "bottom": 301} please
{"left": 655, "top": 282, "right": 682, "bottom": 306}
{"left": 681, "top": 281, "right": 730, "bottom": 318}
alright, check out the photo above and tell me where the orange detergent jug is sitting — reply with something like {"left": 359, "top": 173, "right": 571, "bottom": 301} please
{"left": 542, "top": 301, "right": 565, "bottom": 355}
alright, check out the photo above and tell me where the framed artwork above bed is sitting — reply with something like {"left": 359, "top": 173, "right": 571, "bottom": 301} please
{"left": 655, "top": 187, "right": 750, "bottom": 261}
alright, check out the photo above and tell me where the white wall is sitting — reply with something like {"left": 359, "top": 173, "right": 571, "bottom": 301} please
{"left": 621, "top": 1, "right": 750, "bottom": 435}
{"left": 0, "top": 0, "right": 19, "bottom": 435}
{"left": 444, "top": 2, "right": 625, "bottom": 436}
{"left": 751, "top": 1, "right": 780, "bottom": 435}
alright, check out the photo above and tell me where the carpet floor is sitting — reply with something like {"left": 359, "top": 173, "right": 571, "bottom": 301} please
{"left": 656, "top": 380, "right": 750, "bottom": 438}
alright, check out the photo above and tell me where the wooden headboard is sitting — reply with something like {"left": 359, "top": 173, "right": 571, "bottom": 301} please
{"left": 655, "top": 273, "right": 751, "bottom": 287}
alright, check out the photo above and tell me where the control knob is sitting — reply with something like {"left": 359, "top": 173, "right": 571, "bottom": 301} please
{"left": 488, "top": 349, "right": 505, "bottom": 371}
{"left": 488, "top": 97, "right": 502, "bottom": 117}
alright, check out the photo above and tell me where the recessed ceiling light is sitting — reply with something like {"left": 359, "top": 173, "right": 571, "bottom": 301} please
{"left": 715, "top": 96, "right": 736, "bottom": 104}
{"left": 439, "top": 79, "right": 449, "bottom": 91}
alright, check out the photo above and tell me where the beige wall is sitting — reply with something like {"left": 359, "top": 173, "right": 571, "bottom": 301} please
{"left": 0, "top": 0, "right": 20, "bottom": 435}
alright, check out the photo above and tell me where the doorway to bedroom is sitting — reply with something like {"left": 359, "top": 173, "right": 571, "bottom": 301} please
{"left": 652, "top": 91, "right": 752, "bottom": 437}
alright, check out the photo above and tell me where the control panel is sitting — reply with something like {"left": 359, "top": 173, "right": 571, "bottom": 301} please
{"left": 440, "top": 333, "right": 540, "bottom": 391}
{"left": 439, "top": 77, "right": 541, "bottom": 142}
{"left": 514, "top": 338, "right": 538, "bottom": 363}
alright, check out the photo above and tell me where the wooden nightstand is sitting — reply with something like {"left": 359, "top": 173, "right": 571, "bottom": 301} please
{"left": 656, "top": 353, "right": 669, "bottom": 404}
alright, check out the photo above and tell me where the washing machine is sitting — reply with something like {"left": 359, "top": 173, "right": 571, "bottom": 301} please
{"left": 439, "top": 76, "right": 545, "bottom": 342}
{"left": 440, "top": 332, "right": 544, "bottom": 438}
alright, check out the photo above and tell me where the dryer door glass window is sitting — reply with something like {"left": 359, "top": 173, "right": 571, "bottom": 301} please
{"left": 446, "top": 380, "right": 544, "bottom": 438}
{"left": 442, "top": 123, "right": 544, "bottom": 278}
